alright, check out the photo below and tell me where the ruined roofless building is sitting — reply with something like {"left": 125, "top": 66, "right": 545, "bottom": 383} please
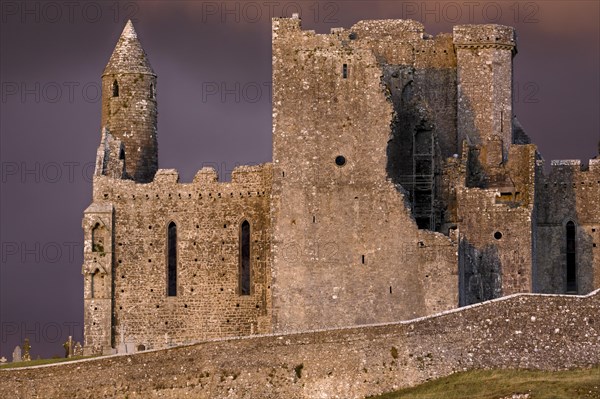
{"left": 81, "top": 17, "right": 600, "bottom": 355}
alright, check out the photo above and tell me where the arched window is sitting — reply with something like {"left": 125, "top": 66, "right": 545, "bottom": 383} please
{"left": 167, "top": 222, "right": 177, "bottom": 296}
{"left": 239, "top": 220, "right": 250, "bottom": 295}
{"left": 91, "top": 269, "right": 103, "bottom": 299}
{"left": 566, "top": 221, "right": 577, "bottom": 293}
{"left": 112, "top": 80, "right": 119, "bottom": 97}
{"left": 149, "top": 83, "right": 155, "bottom": 99}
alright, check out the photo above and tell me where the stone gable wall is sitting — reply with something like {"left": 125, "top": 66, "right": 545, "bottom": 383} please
{"left": 82, "top": 165, "right": 273, "bottom": 352}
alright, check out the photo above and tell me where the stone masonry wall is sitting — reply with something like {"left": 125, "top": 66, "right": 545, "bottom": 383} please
{"left": 82, "top": 164, "right": 273, "bottom": 352}
{"left": 271, "top": 17, "right": 458, "bottom": 333}
{"left": 2, "top": 290, "right": 598, "bottom": 399}
{"left": 457, "top": 144, "right": 538, "bottom": 305}
{"left": 535, "top": 159, "right": 600, "bottom": 294}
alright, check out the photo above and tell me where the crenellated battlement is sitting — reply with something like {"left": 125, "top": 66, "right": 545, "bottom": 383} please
{"left": 92, "top": 163, "right": 273, "bottom": 202}
{"left": 544, "top": 158, "right": 600, "bottom": 174}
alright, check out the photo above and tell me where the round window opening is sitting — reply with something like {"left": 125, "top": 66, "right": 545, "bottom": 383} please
{"left": 335, "top": 155, "right": 346, "bottom": 167}
{"left": 494, "top": 231, "right": 503, "bottom": 240}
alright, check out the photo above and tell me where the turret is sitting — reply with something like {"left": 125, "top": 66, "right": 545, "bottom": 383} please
{"left": 454, "top": 25, "right": 516, "bottom": 161}
{"left": 101, "top": 20, "right": 157, "bottom": 183}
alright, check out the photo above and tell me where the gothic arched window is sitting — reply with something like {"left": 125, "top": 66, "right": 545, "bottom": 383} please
{"left": 566, "top": 221, "right": 577, "bottom": 293}
{"left": 167, "top": 222, "right": 177, "bottom": 296}
{"left": 239, "top": 220, "right": 250, "bottom": 295}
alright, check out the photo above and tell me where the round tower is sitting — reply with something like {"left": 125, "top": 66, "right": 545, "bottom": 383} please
{"left": 102, "top": 20, "right": 157, "bottom": 183}
{"left": 453, "top": 24, "right": 516, "bottom": 160}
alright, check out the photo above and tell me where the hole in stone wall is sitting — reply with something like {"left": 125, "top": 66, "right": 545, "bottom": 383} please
{"left": 137, "top": 344, "right": 145, "bottom": 351}
{"left": 335, "top": 155, "right": 346, "bottom": 166}
{"left": 342, "top": 63, "right": 348, "bottom": 78}
{"left": 361, "top": 255, "right": 365, "bottom": 264}
{"left": 494, "top": 231, "right": 503, "bottom": 240}
{"left": 349, "top": 32, "right": 357, "bottom": 40}
{"left": 313, "top": 216, "right": 316, "bottom": 223}
{"left": 389, "top": 286, "right": 392, "bottom": 294}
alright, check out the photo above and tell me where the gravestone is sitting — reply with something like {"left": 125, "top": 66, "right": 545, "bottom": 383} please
{"left": 74, "top": 342, "right": 83, "bottom": 357}
{"left": 63, "top": 336, "right": 74, "bottom": 358}
{"left": 23, "top": 338, "right": 31, "bottom": 361}
{"left": 12, "top": 346, "right": 22, "bottom": 363}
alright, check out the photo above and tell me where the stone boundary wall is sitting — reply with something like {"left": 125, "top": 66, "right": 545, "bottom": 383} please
{"left": 2, "top": 290, "right": 598, "bottom": 399}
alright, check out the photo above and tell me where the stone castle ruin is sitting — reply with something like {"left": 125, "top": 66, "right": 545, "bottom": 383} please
{"left": 82, "top": 17, "right": 600, "bottom": 354}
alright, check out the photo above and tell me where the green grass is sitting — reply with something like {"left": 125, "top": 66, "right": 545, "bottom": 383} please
{"left": 368, "top": 366, "right": 600, "bottom": 399}
{"left": 0, "top": 356, "right": 96, "bottom": 369}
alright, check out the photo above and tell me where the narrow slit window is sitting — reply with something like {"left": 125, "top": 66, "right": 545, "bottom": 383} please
{"left": 240, "top": 220, "right": 251, "bottom": 295}
{"left": 566, "top": 221, "right": 577, "bottom": 293}
{"left": 90, "top": 272, "right": 96, "bottom": 299}
{"left": 167, "top": 222, "right": 177, "bottom": 296}
{"left": 112, "top": 80, "right": 119, "bottom": 97}
{"left": 150, "top": 83, "right": 155, "bottom": 99}
{"left": 342, "top": 64, "right": 348, "bottom": 79}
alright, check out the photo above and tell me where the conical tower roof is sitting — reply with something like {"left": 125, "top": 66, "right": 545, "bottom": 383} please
{"left": 103, "top": 20, "right": 155, "bottom": 76}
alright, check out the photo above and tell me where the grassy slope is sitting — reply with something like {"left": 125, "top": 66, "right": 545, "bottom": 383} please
{"left": 368, "top": 367, "right": 600, "bottom": 399}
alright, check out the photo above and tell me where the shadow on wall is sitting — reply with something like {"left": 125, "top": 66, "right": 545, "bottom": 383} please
{"left": 459, "top": 240, "right": 502, "bottom": 306}
{"left": 383, "top": 65, "right": 452, "bottom": 232}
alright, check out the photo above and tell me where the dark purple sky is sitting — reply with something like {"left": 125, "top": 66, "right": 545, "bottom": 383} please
{"left": 1, "top": 1, "right": 598, "bottom": 359}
